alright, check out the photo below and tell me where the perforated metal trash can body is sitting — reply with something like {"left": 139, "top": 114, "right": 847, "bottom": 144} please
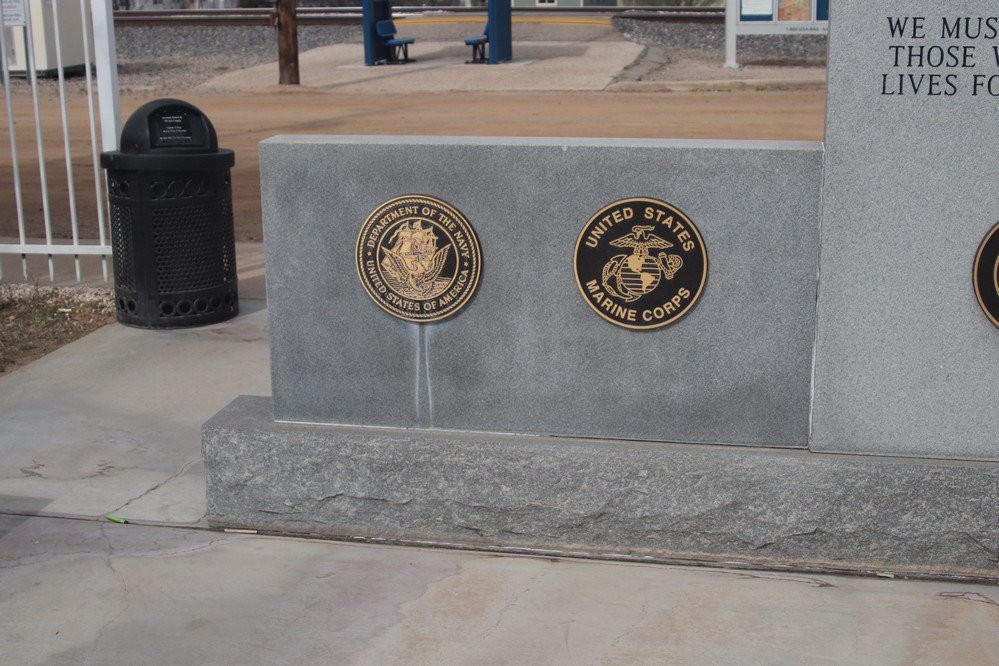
{"left": 101, "top": 99, "right": 238, "bottom": 328}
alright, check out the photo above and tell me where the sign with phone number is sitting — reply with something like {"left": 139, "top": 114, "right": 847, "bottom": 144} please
{"left": 2, "top": 0, "right": 26, "bottom": 28}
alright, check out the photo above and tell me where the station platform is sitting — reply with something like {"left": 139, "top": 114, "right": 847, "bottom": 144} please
{"left": 198, "top": 40, "right": 643, "bottom": 93}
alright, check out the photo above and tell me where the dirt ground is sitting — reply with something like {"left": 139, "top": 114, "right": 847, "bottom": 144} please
{"left": 0, "top": 284, "right": 114, "bottom": 373}
{"left": 0, "top": 87, "right": 825, "bottom": 242}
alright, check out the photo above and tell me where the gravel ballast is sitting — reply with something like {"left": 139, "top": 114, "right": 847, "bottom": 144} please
{"left": 115, "top": 25, "right": 362, "bottom": 90}
{"left": 614, "top": 17, "right": 827, "bottom": 65}
{"left": 113, "top": 20, "right": 825, "bottom": 91}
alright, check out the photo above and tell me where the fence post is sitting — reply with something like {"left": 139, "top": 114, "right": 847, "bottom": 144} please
{"left": 90, "top": 0, "right": 120, "bottom": 151}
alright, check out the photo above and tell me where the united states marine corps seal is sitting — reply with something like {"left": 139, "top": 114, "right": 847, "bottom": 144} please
{"left": 973, "top": 221, "right": 999, "bottom": 329}
{"left": 574, "top": 197, "right": 707, "bottom": 330}
{"left": 356, "top": 195, "right": 482, "bottom": 323}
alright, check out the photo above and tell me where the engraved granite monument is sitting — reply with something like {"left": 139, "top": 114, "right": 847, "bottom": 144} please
{"left": 203, "top": 1, "right": 998, "bottom": 575}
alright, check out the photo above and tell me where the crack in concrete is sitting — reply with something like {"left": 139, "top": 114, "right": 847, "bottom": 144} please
{"left": 938, "top": 591, "right": 999, "bottom": 607}
{"left": 95, "top": 522, "right": 131, "bottom": 648}
{"left": 611, "top": 597, "right": 653, "bottom": 649}
{"left": 561, "top": 620, "right": 573, "bottom": 661}
{"left": 92, "top": 534, "right": 229, "bottom": 561}
{"left": 482, "top": 567, "right": 549, "bottom": 639}
{"left": 723, "top": 570, "right": 837, "bottom": 589}
{"left": 108, "top": 458, "right": 201, "bottom": 515}
{"left": 151, "top": 537, "right": 229, "bottom": 559}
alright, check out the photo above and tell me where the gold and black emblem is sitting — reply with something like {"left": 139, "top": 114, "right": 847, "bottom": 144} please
{"left": 356, "top": 195, "right": 482, "bottom": 323}
{"left": 973, "top": 221, "right": 999, "bottom": 329}
{"left": 574, "top": 197, "right": 707, "bottom": 330}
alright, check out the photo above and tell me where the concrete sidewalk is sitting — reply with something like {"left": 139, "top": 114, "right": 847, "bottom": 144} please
{"left": 2, "top": 515, "right": 998, "bottom": 664}
{"left": 198, "top": 41, "right": 644, "bottom": 93}
{"left": 0, "top": 243, "right": 267, "bottom": 523}
{"left": 1, "top": 242, "right": 997, "bottom": 663}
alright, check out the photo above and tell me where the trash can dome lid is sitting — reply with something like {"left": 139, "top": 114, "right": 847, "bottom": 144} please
{"left": 118, "top": 98, "right": 220, "bottom": 154}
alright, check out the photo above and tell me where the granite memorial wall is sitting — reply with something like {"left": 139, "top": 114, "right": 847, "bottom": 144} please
{"left": 203, "top": 0, "right": 998, "bottom": 575}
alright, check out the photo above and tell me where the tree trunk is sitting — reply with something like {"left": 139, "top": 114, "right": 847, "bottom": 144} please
{"left": 277, "top": 0, "right": 299, "bottom": 85}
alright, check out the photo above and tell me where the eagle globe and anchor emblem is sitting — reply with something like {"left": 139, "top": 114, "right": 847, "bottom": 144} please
{"left": 601, "top": 225, "right": 684, "bottom": 303}
{"left": 356, "top": 195, "right": 482, "bottom": 323}
{"left": 574, "top": 197, "right": 708, "bottom": 330}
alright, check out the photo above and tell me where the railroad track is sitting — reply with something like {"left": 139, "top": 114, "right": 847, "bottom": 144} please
{"left": 113, "top": 5, "right": 724, "bottom": 27}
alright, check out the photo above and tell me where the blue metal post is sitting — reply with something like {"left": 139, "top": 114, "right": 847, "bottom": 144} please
{"left": 486, "top": 0, "right": 512, "bottom": 64}
{"left": 816, "top": 0, "right": 829, "bottom": 22}
{"left": 362, "top": 0, "right": 392, "bottom": 66}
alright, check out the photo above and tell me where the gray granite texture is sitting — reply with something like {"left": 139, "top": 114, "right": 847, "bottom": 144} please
{"left": 812, "top": 1, "right": 999, "bottom": 460}
{"left": 261, "top": 136, "right": 822, "bottom": 447}
{"left": 204, "top": 396, "right": 999, "bottom": 574}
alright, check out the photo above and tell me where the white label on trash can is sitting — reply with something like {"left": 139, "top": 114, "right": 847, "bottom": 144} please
{"left": 2, "top": 0, "right": 26, "bottom": 28}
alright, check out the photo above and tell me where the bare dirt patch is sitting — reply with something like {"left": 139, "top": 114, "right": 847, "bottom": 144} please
{"left": 0, "top": 285, "right": 115, "bottom": 374}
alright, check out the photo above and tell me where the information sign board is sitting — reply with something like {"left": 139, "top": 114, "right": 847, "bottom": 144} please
{"left": 726, "top": 0, "right": 829, "bottom": 67}
{"left": 1, "top": 0, "right": 26, "bottom": 28}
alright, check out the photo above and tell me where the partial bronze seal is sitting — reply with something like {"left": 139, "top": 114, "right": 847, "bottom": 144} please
{"left": 574, "top": 197, "right": 707, "bottom": 330}
{"left": 974, "top": 221, "right": 999, "bottom": 329}
{"left": 356, "top": 195, "right": 482, "bottom": 323}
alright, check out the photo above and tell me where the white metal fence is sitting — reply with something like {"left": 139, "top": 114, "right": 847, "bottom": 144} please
{"left": 0, "top": 0, "right": 120, "bottom": 283}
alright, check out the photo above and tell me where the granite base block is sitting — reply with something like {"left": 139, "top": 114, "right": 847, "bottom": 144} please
{"left": 204, "top": 397, "right": 999, "bottom": 574}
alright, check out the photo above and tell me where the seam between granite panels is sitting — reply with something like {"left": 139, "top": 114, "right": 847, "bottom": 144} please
{"left": 270, "top": 418, "right": 808, "bottom": 451}
{"left": 243, "top": 420, "right": 999, "bottom": 470}
{"left": 258, "top": 135, "right": 825, "bottom": 152}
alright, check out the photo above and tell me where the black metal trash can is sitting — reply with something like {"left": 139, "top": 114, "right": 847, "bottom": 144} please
{"left": 101, "top": 99, "right": 238, "bottom": 328}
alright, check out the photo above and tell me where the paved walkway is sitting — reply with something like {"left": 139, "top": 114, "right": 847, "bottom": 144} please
{"left": 1, "top": 243, "right": 997, "bottom": 663}
{"left": 199, "top": 41, "right": 644, "bottom": 93}
{"left": 0, "top": 244, "right": 266, "bottom": 523}
{"left": 191, "top": 26, "right": 825, "bottom": 96}
{"left": 2, "top": 514, "right": 997, "bottom": 665}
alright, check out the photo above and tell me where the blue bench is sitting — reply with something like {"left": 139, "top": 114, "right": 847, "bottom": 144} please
{"left": 465, "top": 24, "right": 488, "bottom": 64}
{"left": 376, "top": 19, "right": 414, "bottom": 64}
